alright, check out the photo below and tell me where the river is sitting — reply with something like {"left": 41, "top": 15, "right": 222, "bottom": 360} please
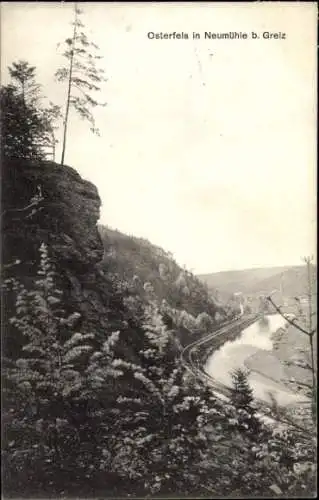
{"left": 204, "top": 314, "right": 310, "bottom": 407}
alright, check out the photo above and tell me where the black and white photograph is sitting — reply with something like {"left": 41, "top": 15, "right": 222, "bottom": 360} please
{"left": 1, "top": 1, "right": 317, "bottom": 498}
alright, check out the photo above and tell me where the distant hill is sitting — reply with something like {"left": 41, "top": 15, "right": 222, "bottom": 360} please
{"left": 198, "top": 266, "right": 291, "bottom": 296}
{"left": 198, "top": 265, "right": 316, "bottom": 299}
{"left": 249, "top": 266, "right": 315, "bottom": 298}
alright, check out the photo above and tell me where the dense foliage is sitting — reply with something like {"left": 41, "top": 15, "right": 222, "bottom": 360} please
{"left": 2, "top": 235, "right": 316, "bottom": 498}
{"left": 0, "top": 61, "right": 60, "bottom": 161}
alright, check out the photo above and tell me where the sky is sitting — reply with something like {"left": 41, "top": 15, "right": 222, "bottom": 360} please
{"left": 1, "top": 2, "right": 317, "bottom": 274}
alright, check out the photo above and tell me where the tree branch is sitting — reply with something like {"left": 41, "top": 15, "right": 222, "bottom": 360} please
{"left": 266, "top": 296, "right": 315, "bottom": 336}
{"left": 294, "top": 380, "right": 313, "bottom": 390}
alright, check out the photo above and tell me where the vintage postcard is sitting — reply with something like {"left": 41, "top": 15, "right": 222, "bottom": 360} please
{"left": 1, "top": 1, "right": 317, "bottom": 498}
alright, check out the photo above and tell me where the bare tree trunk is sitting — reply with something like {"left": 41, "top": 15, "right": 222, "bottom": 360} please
{"left": 305, "top": 257, "right": 316, "bottom": 416}
{"left": 267, "top": 256, "right": 317, "bottom": 422}
{"left": 60, "top": 6, "right": 77, "bottom": 166}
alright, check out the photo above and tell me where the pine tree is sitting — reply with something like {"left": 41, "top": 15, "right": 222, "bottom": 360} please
{"left": 8, "top": 60, "right": 41, "bottom": 106}
{"left": 229, "top": 367, "right": 261, "bottom": 437}
{"left": 1, "top": 85, "right": 41, "bottom": 160}
{"left": 55, "top": 3, "right": 107, "bottom": 165}
{"left": 230, "top": 368, "right": 254, "bottom": 409}
{"left": 1, "top": 61, "right": 61, "bottom": 160}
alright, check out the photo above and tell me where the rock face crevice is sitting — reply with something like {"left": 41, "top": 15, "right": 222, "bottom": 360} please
{"left": 2, "top": 159, "right": 124, "bottom": 357}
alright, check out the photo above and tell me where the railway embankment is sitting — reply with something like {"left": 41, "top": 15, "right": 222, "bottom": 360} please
{"left": 199, "top": 315, "right": 260, "bottom": 368}
{"left": 181, "top": 315, "right": 313, "bottom": 435}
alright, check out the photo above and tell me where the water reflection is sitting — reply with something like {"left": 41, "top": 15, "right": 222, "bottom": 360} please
{"left": 205, "top": 314, "right": 309, "bottom": 406}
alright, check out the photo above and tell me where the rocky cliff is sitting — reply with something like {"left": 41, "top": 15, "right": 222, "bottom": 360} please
{"left": 2, "top": 158, "right": 125, "bottom": 358}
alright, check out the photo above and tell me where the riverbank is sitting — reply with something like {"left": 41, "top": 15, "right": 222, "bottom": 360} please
{"left": 205, "top": 315, "right": 313, "bottom": 409}
{"left": 245, "top": 320, "right": 313, "bottom": 400}
{"left": 243, "top": 318, "right": 315, "bottom": 427}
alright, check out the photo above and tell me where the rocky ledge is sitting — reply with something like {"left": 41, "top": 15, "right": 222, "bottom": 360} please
{"left": 2, "top": 158, "right": 125, "bottom": 358}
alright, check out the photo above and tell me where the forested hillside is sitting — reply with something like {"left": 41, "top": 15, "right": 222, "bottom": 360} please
{"left": 98, "top": 225, "right": 230, "bottom": 346}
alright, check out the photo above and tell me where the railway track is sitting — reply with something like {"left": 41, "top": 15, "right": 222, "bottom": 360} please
{"left": 180, "top": 314, "right": 259, "bottom": 396}
{"left": 180, "top": 314, "right": 313, "bottom": 435}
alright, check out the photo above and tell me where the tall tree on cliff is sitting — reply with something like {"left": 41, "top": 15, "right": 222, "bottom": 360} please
{"left": 55, "top": 3, "right": 107, "bottom": 165}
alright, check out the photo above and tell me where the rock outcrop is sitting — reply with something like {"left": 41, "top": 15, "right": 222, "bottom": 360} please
{"left": 2, "top": 158, "right": 125, "bottom": 358}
